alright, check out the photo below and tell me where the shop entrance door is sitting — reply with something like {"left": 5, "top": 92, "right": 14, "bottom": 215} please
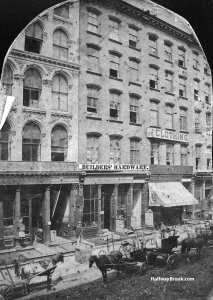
{"left": 118, "top": 185, "right": 129, "bottom": 228}
{"left": 101, "top": 185, "right": 114, "bottom": 230}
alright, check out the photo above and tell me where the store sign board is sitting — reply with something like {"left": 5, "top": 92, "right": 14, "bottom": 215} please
{"left": 75, "top": 195, "right": 84, "bottom": 206}
{"left": 147, "top": 128, "right": 189, "bottom": 143}
{"left": 84, "top": 176, "right": 133, "bottom": 185}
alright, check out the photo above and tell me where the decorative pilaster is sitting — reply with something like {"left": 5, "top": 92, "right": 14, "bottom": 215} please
{"left": 98, "top": 185, "right": 102, "bottom": 228}
{"left": 14, "top": 187, "right": 21, "bottom": 239}
{"left": 141, "top": 176, "right": 150, "bottom": 226}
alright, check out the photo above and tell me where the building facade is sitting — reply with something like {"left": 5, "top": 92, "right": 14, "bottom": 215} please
{"left": 0, "top": 0, "right": 212, "bottom": 246}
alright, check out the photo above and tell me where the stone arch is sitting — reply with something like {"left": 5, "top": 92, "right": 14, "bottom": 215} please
{"left": 50, "top": 121, "right": 71, "bottom": 136}
{"left": 51, "top": 69, "right": 73, "bottom": 87}
{"left": 22, "top": 64, "right": 46, "bottom": 78}
{"left": 22, "top": 118, "right": 44, "bottom": 135}
{"left": 52, "top": 25, "right": 72, "bottom": 42}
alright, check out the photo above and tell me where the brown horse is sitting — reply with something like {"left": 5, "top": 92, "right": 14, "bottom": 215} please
{"left": 89, "top": 250, "right": 122, "bottom": 286}
{"left": 17, "top": 252, "right": 64, "bottom": 293}
{"left": 181, "top": 235, "right": 208, "bottom": 262}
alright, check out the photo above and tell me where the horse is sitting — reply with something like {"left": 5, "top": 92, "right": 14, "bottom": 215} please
{"left": 181, "top": 234, "right": 208, "bottom": 262}
{"left": 17, "top": 252, "right": 64, "bottom": 293}
{"left": 89, "top": 250, "right": 123, "bottom": 286}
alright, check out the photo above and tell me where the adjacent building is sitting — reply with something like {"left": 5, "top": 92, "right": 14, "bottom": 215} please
{"left": 0, "top": 0, "right": 212, "bottom": 247}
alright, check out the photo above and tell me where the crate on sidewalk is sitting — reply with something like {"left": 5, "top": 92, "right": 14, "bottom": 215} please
{"left": 75, "top": 246, "right": 92, "bottom": 264}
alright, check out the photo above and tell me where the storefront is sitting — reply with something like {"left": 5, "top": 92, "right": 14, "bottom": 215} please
{"left": 0, "top": 161, "right": 80, "bottom": 250}
{"left": 81, "top": 170, "right": 149, "bottom": 235}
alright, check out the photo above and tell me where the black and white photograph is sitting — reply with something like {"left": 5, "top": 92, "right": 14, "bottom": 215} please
{"left": 0, "top": 0, "right": 212, "bottom": 299}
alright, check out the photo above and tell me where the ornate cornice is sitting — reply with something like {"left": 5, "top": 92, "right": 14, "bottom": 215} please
{"left": 13, "top": 74, "right": 25, "bottom": 81}
{"left": 103, "top": 0, "right": 201, "bottom": 49}
{"left": 22, "top": 107, "right": 47, "bottom": 115}
{"left": 10, "top": 49, "right": 80, "bottom": 71}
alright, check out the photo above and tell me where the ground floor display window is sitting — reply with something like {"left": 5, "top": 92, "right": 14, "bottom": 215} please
{"left": 152, "top": 206, "right": 183, "bottom": 227}
{"left": 83, "top": 185, "right": 98, "bottom": 227}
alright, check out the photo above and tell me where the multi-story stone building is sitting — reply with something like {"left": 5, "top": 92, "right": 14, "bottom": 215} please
{"left": 0, "top": 0, "right": 212, "bottom": 247}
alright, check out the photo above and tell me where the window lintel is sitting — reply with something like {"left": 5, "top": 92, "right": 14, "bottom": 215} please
{"left": 109, "top": 134, "right": 123, "bottom": 139}
{"left": 108, "top": 15, "right": 122, "bottom": 23}
{"left": 179, "top": 106, "right": 188, "bottom": 111}
{"left": 129, "top": 92, "right": 141, "bottom": 99}
{"left": 150, "top": 98, "right": 160, "bottom": 104}
{"left": 178, "top": 46, "right": 186, "bottom": 52}
{"left": 87, "top": 83, "right": 102, "bottom": 90}
{"left": 128, "top": 23, "right": 141, "bottom": 31}
{"left": 165, "top": 69, "right": 174, "bottom": 75}
{"left": 87, "top": 7, "right": 102, "bottom": 15}
{"left": 129, "top": 57, "right": 141, "bottom": 63}
{"left": 87, "top": 43, "right": 102, "bottom": 50}
{"left": 165, "top": 102, "right": 175, "bottom": 107}
{"left": 164, "top": 40, "right": 173, "bottom": 46}
{"left": 148, "top": 32, "right": 158, "bottom": 40}
{"left": 109, "top": 50, "right": 122, "bottom": 57}
{"left": 149, "top": 64, "right": 159, "bottom": 70}
{"left": 109, "top": 88, "right": 123, "bottom": 94}
{"left": 129, "top": 136, "right": 142, "bottom": 141}
{"left": 86, "top": 132, "right": 102, "bottom": 137}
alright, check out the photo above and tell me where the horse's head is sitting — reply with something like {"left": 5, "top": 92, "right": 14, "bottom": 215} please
{"left": 89, "top": 255, "right": 97, "bottom": 268}
{"left": 52, "top": 252, "right": 64, "bottom": 265}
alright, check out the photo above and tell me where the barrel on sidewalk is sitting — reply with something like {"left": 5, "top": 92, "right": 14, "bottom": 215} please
{"left": 75, "top": 246, "right": 92, "bottom": 264}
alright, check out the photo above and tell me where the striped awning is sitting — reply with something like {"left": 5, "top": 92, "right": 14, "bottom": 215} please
{"left": 149, "top": 182, "right": 199, "bottom": 207}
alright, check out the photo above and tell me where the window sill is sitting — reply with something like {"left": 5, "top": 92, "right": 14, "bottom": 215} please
{"left": 109, "top": 76, "right": 123, "bottom": 82}
{"left": 149, "top": 88, "right": 160, "bottom": 92}
{"left": 128, "top": 45, "right": 141, "bottom": 52}
{"left": 165, "top": 128, "right": 175, "bottom": 131}
{"left": 23, "top": 107, "right": 46, "bottom": 114}
{"left": 53, "top": 14, "right": 72, "bottom": 24}
{"left": 179, "top": 96, "right": 188, "bottom": 100}
{"left": 180, "top": 130, "right": 189, "bottom": 134}
{"left": 108, "top": 119, "right": 123, "bottom": 124}
{"left": 165, "top": 92, "right": 175, "bottom": 96}
{"left": 193, "top": 67, "right": 200, "bottom": 71}
{"left": 178, "top": 65, "right": 187, "bottom": 70}
{"left": 86, "top": 115, "right": 102, "bottom": 121}
{"left": 129, "top": 122, "right": 142, "bottom": 126}
{"left": 205, "top": 102, "right": 211, "bottom": 105}
{"left": 86, "top": 30, "right": 102, "bottom": 38}
{"left": 149, "top": 125, "right": 161, "bottom": 129}
{"left": 195, "top": 130, "right": 202, "bottom": 134}
{"left": 109, "top": 38, "right": 122, "bottom": 45}
{"left": 149, "top": 53, "right": 159, "bottom": 59}
{"left": 129, "top": 81, "right": 141, "bottom": 87}
{"left": 204, "top": 72, "right": 210, "bottom": 76}
{"left": 51, "top": 111, "right": 72, "bottom": 118}
{"left": 164, "top": 59, "right": 173, "bottom": 64}
{"left": 86, "top": 70, "right": 102, "bottom": 76}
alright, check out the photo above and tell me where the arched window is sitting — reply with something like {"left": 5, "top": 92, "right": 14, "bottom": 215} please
{"left": 51, "top": 125, "right": 68, "bottom": 161}
{"left": 2, "top": 64, "right": 13, "bottom": 95}
{"left": 23, "top": 68, "right": 42, "bottom": 107}
{"left": 52, "top": 75, "right": 68, "bottom": 111}
{"left": 25, "top": 22, "right": 43, "bottom": 54}
{"left": 22, "top": 122, "right": 41, "bottom": 161}
{"left": 54, "top": 4, "right": 69, "bottom": 19}
{"left": 0, "top": 122, "right": 11, "bottom": 161}
{"left": 53, "top": 30, "right": 68, "bottom": 61}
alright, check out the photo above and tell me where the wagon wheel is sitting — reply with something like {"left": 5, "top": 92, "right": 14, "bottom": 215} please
{"left": 98, "top": 250, "right": 107, "bottom": 256}
{"left": 146, "top": 252, "right": 156, "bottom": 264}
{"left": 139, "top": 262, "right": 148, "bottom": 275}
{"left": 167, "top": 254, "right": 178, "bottom": 270}
{"left": 0, "top": 284, "right": 14, "bottom": 300}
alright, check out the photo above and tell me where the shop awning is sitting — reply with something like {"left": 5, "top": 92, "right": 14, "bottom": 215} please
{"left": 149, "top": 182, "right": 199, "bottom": 207}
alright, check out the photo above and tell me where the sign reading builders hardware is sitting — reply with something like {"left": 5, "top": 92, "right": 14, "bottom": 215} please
{"left": 147, "top": 128, "right": 189, "bottom": 142}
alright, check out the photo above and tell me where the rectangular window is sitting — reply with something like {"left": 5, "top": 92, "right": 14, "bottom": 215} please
{"left": 179, "top": 77, "right": 186, "bottom": 97}
{"left": 204, "top": 62, "right": 210, "bottom": 75}
{"left": 150, "top": 102, "right": 158, "bottom": 126}
{"left": 194, "top": 80, "right": 199, "bottom": 100}
{"left": 110, "top": 93, "right": 120, "bottom": 119}
{"left": 166, "top": 106, "right": 173, "bottom": 129}
{"left": 87, "top": 46, "right": 99, "bottom": 73}
{"left": 129, "top": 60, "right": 139, "bottom": 82}
{"left": 23, "top": 88, "right": 40, "bottom": 108}
{"left": 149, "top": 35, "right": 157, "bottom": 55}
{"left": 130, "top": 96, "right": 139, "bottom": 123}
{"left": 87, "top": 11, "right": 99, "bottom": 34}
{"left": 87, "top": 136, "right": 99, "bottom": 164}
{"left": 180, "top": 145, "right": 187, "bottom": 166}
{"left": 164, "top": 43, "right": 172, "bottom": 61}
{"left": 204, "top": 84, "right": 210, "bottom": 103}
{"left": 178, "top": 48, "right": 185, "bottom": 67}
{"left": 166, "top": 143, "right": 174, "bottom": 165}
{"left": 195, "top": 146, "right": 201, "bottom": 170}
{"left": 151, "top": 142, "right": 159, "bottom": 165}
{"left": 193, "top": 52, "right": 199, "bottom": 69}
{"left": 180, "top": 109, "right": 187, "bottom": 131}
{"left": 165, "top": 72, "right": 173, "bottom": 93}
{"left": 129, "top": 27, "right": 138, "bottom": 48}
{"left": 130, "top": 140, "right": 140, "bottom": 164}
{"left": 109, "top": 19, "right": 120, "bottom": 41}
{"left": 87, "top": 88, "right": 98, "bottom": 115}
{"left": 149, "top": 67, "right": 158, "bottom": 89}
{"left": 110, "top": 138, "right": 120, "bottom": 164}
{"left": 195, "top": 111, "right": 200, "bottom": 132}
{"left": 110, "top": 54, "right": 120, "bottom": 78}
{"left": 83, "top": 185, "right": 98, "bottom": 227}
{"left": 207, "top": 147, "right": 212, "bottom": 170}
{"left": 206, "top": 114, "right": 211, "bottom": 126}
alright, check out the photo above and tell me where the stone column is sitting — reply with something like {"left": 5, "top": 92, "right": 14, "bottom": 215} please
{"left": 29, "top": 198, "right": 32, "bottom": 241}
{"left": 174, "top": 143, "right": 181, "bottom": 165}
{"left": 43, "top": 185, "right": 51, "bottom": 244}
{"left": 159, "top": 143, "right": 166, "bottom": 165}
{"left": 190, "top": 178, "right": 195, "bottom": 219}
{"left": 98, "top": 185, "right": 102, "bottom": 228}
{"left": 0, "top": 196, "right": 3, "bottom": 240}
{"left": 141, "top": 176, "right": 150, "bottom": 226}
{"left": 14, "top": 187, "right": 21, "bottom": 241}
